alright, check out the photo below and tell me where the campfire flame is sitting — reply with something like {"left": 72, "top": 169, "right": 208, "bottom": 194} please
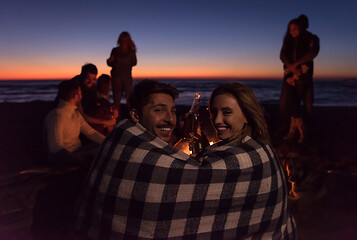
{"left": 284, "top": 160, "right": 300, "bottom": 199}
{"left": 174, "top": 138, "right": 218, "bottom": 156}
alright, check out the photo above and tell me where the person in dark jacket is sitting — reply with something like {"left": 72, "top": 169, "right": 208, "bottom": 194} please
{"left": 279, "top": 15, "right": 320, "bottom": 143}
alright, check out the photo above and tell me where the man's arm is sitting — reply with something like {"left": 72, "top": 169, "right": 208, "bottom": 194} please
{"left": 295, "top": 33, "right": 320, "bottom": 65}
{"left": 280, "top": 42, "right": 300, "bottom": 76}
{"left": 77, "top": 101, "right": 116, "bottom": 127}
{"left": 83, "top": 114, "right": 116, "bottom": 127}
{"left": 78, "top": 112, "right": 105, "bottom": 144}
{"left": 45, "top": 113, "right": 65, "bottom": 154}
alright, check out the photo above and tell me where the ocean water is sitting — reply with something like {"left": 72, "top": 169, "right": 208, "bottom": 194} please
{"left": 0, "top": 78, "right": 356, "bottom": 106}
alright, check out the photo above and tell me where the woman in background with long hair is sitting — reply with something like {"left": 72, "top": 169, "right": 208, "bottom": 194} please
{"left": 107, "top": 31, "right": 137, "bottom": 112}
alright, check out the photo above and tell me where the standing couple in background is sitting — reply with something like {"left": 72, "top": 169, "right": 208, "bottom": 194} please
{"left": 279, "top": 14, "right": 320, "bottom": 143}
{"left": 72, "top": 79, "right": 297, "bottom": 239}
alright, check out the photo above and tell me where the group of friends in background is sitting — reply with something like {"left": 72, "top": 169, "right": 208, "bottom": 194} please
{"left": 44, "top": 32, "right": 137, "bottom": 167}
{"left": 41, "top": 14, "right": 318, "bottom": 239}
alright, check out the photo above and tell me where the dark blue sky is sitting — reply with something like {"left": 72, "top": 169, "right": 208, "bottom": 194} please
{"left": 0, "top": 0, "right": 356, "bottom": 79}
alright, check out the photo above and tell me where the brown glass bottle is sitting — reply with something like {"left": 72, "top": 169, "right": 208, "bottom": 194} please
{"left": 174, "top": 93, "right": 209, "bottom": 158}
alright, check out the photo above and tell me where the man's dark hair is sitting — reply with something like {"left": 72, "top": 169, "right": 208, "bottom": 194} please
{"left": 80, "top": 63, "right": 98, "bottom": 78}
{"left": 297, "top": 14, "right": 309, "bottom": 30}
{"left": 58, "top": 77, "right": 81, "bottom": 101}
{"left": 128, "top": 79, "right": 179, "bottom": 117}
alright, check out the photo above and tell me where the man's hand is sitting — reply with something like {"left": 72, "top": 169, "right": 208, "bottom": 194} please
{"left": 286, "top": 63, "right": 302, "bottom": 77}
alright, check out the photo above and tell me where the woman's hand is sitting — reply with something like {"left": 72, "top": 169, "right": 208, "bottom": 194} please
{"left": 286, "top": 77, "right": 296, "bottom": 86}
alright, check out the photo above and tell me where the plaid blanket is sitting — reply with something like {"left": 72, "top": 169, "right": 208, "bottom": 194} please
{"left": 73, "top": 119, "right": 296, "bottom": 239}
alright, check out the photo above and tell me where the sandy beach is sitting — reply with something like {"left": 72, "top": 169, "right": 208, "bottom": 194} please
{"left": 1, "top": 101, "right": 356, "bottom": 174}
{"left": 1, "top": 101, "right": 357, "bottom": 239}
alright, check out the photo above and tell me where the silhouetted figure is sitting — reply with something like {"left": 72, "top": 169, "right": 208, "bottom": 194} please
{"left": 96, "top": 74, "right": 112, "bottom": 105}
{"left": 89, "top": 74, "right": 119, "bottom": 135}
{"left": 297, "top": 14, "right": 319, "bottom": 124}
{"left": 79, "top": 64, "right": 98, "bottom": 115}
{"left": 107, "top": 31, "right": 137, "bottom": 109}
{"left": 279, "top": 15, "right": 320, "bottom": 143}
{"left": 77, "top": 63, "right": 116, "bottom": 132}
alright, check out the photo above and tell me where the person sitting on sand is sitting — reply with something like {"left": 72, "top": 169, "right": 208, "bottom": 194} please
{"left": 44, "top": 79, "right": 105, "bottom": 166}
{"left": 96, "top": 74, "right": 112, "bottom": 106}
{"left": 204, "top": 82, "right": 297, "bottom": 238}
{"left": 77, "top": 63, "right": 116, "bottom": 131}
{"left": 88, "top": 74, "right": 119, "bottom": 135}
{"left": 72, "top": 80, "right": 296, "bottom": 239}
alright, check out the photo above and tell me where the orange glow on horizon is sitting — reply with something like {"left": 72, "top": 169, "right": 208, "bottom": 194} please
{"left": 0, "top": 69, "right": 283, "bottom": 81}
{"left": 0, "top": 62, "right": 356, "bottom": 80}
{"left": 0, "top": 63, "right": 82, "bottom": 80}
{"left": 0, "top": 60, "right": 286, "bottom": 80}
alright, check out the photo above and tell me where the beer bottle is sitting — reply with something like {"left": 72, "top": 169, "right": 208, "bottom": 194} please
{"left": 174, "top": 93, "right": 209, "bottom": 158}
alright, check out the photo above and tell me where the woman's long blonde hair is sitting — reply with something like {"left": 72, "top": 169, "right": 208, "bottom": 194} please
{"left": 209, "top": 82, "right": 270, "bottom": 144}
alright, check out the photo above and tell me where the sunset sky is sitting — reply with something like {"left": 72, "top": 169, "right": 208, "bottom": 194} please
{"left": 0, "top": 0, "right": 356, "bottom": 80}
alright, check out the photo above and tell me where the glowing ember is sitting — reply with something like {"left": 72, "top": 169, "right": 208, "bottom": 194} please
{"left": 174, "top": 138, "right": 191, "bottom": 155}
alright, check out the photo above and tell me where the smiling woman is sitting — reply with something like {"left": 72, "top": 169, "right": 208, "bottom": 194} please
{"left": 210, "top": 93, "right": 248, "bottom": 140}
{"left": 200, "top": 82, "right": 297, "bottom": 238}
{"left": 209, "top": 82, "right": 270, "bottom": 144}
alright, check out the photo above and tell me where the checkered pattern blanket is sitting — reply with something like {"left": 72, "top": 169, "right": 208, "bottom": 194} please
{"left": 73, "top": 119, "right": 296, "bottom": 239}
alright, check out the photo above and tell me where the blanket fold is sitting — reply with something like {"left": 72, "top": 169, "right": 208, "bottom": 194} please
{"left": 73, "top": 119, "right": 296, "bottom": 240}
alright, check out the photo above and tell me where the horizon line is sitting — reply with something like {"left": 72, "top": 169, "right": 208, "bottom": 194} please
{"left": 0, "top": 76, "right": 356, "bottom": 81}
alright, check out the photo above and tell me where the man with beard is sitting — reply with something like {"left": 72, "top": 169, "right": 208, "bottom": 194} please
{"left": 44, "top": 78, "right": 105, "bottom": 166}
{"left": 72, "top": 79, "right": 190, "bottom": 239}
{"left": 127, "top": 79, "right": 178, "bottom": 143}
